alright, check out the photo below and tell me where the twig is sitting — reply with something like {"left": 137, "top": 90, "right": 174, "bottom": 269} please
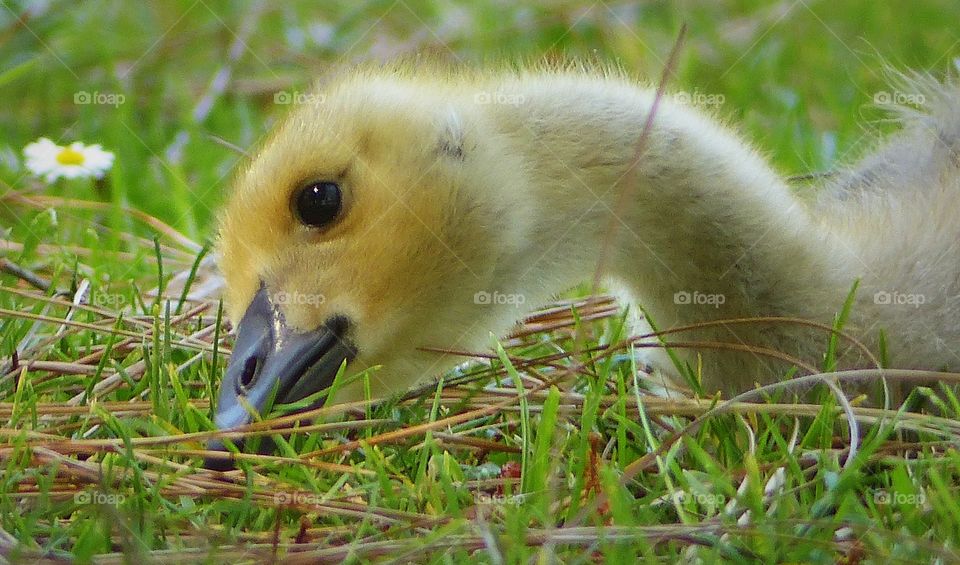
{"left": 591, "top": 23, "right": 688, "bottom": 291}
{"left": 0, "top": 257, "right": 52, "bottom": 291}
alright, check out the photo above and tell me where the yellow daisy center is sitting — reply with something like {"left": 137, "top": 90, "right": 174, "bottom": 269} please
{"left": 55, "top": 148, "right": 85, "bottom": 166}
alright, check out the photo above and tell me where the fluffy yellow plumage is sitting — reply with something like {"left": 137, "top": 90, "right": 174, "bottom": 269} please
{"left": 209, "top": 62, "right": 960, "bottom": 464}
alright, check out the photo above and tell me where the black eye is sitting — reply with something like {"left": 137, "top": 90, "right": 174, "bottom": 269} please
{"left": 293, "top": 181, "right": 341, "bottom": 228}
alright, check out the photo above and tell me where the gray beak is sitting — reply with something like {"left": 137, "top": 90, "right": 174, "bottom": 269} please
{"left": 204, "top": 285, "right": 355, "bottom": 470}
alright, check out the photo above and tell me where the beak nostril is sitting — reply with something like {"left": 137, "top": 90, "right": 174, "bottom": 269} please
{"left": 236, "top": 355, "right": 260, "bottom": 393}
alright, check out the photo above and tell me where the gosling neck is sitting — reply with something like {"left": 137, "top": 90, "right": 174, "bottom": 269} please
{"left": 490, "top": 87, "right": 846, "bottom": 330}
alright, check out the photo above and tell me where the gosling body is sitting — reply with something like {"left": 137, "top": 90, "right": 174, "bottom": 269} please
{"left": 215, "top": 64, "right": 960, "bottom": 419}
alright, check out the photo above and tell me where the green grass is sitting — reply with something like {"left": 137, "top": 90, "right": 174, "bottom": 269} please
{"left": 2, "top": 0, "right": 960, "bottom": 562}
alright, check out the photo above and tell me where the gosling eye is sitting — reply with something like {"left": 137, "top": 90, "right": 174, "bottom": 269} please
{"left": 293, "top": 181, "right": 342, "bottom": 228}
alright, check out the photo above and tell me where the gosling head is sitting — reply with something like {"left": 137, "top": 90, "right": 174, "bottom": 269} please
{"left": 207, "top": 72, "right": 532, "bottom": 465}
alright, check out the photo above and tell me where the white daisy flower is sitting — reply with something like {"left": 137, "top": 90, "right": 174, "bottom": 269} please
{"left": 23, "top": 138, "right": 115, "bottom": 182}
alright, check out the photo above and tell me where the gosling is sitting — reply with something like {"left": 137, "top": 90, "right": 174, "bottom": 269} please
{"left": 208, "top": 64, "right": 960, "bottom": 461}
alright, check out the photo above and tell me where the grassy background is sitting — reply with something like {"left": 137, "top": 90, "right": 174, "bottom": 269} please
{"left": 1, "top": 0, "right": 960, "bottom": 562}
